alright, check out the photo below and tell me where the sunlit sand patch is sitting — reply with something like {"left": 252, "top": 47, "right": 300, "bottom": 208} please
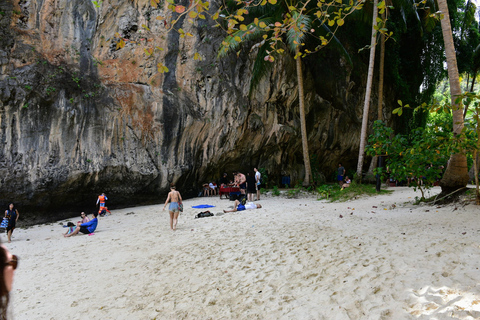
{"left": 408, "top": 286, "right": 480, "bottom": 318}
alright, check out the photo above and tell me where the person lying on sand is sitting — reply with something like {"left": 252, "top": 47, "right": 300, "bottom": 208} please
{"left": 65, "top": 212, "right": 98, "bottom": 237}
{"left": 223, "top": 200, "right": 262, "bottom": 213}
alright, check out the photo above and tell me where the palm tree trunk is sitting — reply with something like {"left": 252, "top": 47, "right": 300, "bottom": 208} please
{"left": 367, "top": 10, "right": 387, "bottom": 181}
{"left": 437, "top": 0, "right": 469, "bottom": 191}
{"left": 356, "top": 0, "right": 379, "bottom": 183}
{"left": 296, "top": 49, "right": 312, "bottom": 186}
{"left": 378, "top": 10, "right": 386, "bottom": 121}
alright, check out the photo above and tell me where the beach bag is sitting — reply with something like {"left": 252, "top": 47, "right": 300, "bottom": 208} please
{"left": 195, "top": 211, "right": 214, "bottom": 219}
{"left": 0, "top": 218, "right": 8, "bottom": 229}
{"left": 179, "top": 202, "right": 183, "bottom": 212}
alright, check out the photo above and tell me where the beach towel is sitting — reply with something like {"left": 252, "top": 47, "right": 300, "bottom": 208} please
{"left": 191, "top": 205, "right": 215, "bottom": 209}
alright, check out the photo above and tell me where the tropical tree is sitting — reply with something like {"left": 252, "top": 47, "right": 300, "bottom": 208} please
{"left": 437, "top": 0, "right": 469, "bottom": 192}
{"left": 356, "top": 0, "right": 379, "bottom": 182}
{"left": 218, "top": 0, "right": 363, "bottom": 186}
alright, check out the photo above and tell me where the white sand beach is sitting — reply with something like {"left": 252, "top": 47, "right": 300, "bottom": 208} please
{"left": 5, "top": 186, "right": 480, "bottom": 319}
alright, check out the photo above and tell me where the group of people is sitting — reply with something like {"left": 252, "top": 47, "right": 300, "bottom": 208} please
{"left": 219, "top": 168, "right": 262, "bottom": 201}
{"left": 337, "top": 163, "right": 351, "bottom": 190}
{"left": 202, "top": 182, "right": 217, "bottom": 196}
{"left": 64, "top": 193, "right": 109, "bottom": 238}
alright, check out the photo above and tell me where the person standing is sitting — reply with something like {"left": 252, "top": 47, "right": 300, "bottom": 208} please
{"left": 236, "top": 172, "right": 247, "bottom": 195}
{"left": 163, "top": 184, "right": 183, "bottom": 231}
{"left": 254, "top": 168, "right": 261, "bottom": 201}
{"left": 337, "top": 163, "right": 345, "bottom": 186}
{"left": 246, "top": 171, "right": 257, "bottom": 202}
{"left": 4, "top": 204, "right": 19, "bottom": 243}
{"left": 97, "top": 193, "right": 108, "bottom": 207}
{"left": 220, "top": 173, "right": 229, "bottom": 188}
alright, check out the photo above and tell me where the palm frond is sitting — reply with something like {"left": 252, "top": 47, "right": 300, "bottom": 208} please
{"left": 217, "top": 17, "right": 274, "bottom": 58}
{"left": 286, "top": 11, "right": 311, "bottom": 53}
{"left": 249, "top": 43, "right": 275, "bottom": 96}
{"left": 319, "top": 24, "right": 353, "bottom": 67}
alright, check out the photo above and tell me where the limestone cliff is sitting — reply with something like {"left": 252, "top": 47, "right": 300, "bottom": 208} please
{"left": 0, "top": 0, "right": 391, "bottom": 221}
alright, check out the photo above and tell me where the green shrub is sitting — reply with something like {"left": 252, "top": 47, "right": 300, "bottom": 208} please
{"left": 272, "top": 185, "right": 280, "bottom": 196}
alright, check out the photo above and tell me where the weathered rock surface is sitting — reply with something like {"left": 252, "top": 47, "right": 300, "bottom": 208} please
{"left": 0, "top": 0, "right": 396, "bottom": 222}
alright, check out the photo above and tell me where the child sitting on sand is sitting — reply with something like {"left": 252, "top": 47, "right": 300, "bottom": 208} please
{"left": 64, "top": 222, "right": 76, "bottom": 236}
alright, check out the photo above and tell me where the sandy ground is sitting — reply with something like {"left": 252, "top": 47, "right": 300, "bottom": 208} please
{"left": 4, "top": 186, "right": 480, "bottom": 320}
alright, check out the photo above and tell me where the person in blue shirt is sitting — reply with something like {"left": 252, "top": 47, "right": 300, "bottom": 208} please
{"left": 65, "top": 212, "right": 98, "bottom": 237}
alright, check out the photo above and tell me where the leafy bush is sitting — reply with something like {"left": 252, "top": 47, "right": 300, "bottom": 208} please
{"left": 316, "top": 185, "right": 333, "bottom": 200}
{"left": 366, "top": 120, "right": 448, "bottom": 200}
{"left": 272, "top": 185, "right": 280, "bottom": 196}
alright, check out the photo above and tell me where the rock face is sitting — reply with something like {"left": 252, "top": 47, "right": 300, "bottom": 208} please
{"left": 0, "top": 0, "right": 393, "bottom": 221}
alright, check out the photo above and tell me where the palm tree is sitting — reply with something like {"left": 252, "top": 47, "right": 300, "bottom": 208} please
{"left": 356, "top": 0, "right": 379, "bottom": 182}
{"left": 218, "top": 9, "right": 314, "bottom": 185}
{"left": 437, "top": 0, "right": 469, "bottom": 192}
{"left": 219, "top": 0, "right": 362, "bottom": 185}
{"left": 289, "top": 13, "right": 312, "bottom": 186}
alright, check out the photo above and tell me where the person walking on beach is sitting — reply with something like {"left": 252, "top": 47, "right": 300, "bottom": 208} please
{"left": 163, "top": 184, "right": 183, "bottom": 231}
{"left": 5, "top": 204, "right": 19, "bottom": 243}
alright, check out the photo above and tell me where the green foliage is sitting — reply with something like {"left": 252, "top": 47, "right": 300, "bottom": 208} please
{"left": 24, "top": 85, "right": 31, "bottom": 90}
{"left": 316, "top": 184, "right": 333, "bottom": 200}
{"left": 287, "top": 188, "right": 299, "bottom": 198}
{"left": 317, "top": 183, "right": 391, "bottom": 202}
{"left": 272, "top": 185, "right": 280, "bottom": 196}
{"left": 93, "top": 57, "right": 104, "bottom": 67}
{"left": 92, "top": 1, "right": 102, "bottom": 8}
{"left": 286, "top": 183, "right": 302, "bottom": 198}
{"left": 259, "top": 188, "right": 267, "bottom": 194}
{"left": 217, "top": 0, "right": 363, "bottom": 96}
{"left": 46, "top": 87, "right": 56, "bottom": 95}
{"left": 367, "top": 120, "right": 451, "bottom": 199}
